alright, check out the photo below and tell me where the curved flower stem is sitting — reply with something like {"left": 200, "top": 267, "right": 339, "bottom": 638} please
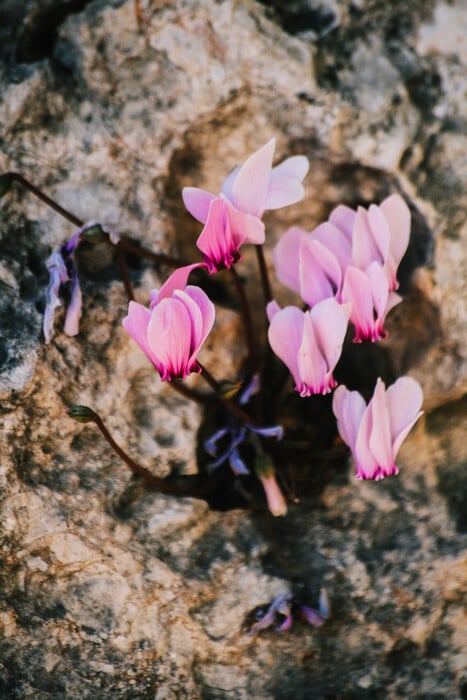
{"left": 255, "top": 244, "right": 273, "bottom": 306}
{"left": 4, "top": 171, "right": 188, "bottom": 275}
{"left": 70, "top": 407, "right": 215, "bottom": 496}
{"left": 229, "top": 266, "right": 256, "bottom": 370}
{"left": 4, "top": 172, "right": 83, "bottom": 226}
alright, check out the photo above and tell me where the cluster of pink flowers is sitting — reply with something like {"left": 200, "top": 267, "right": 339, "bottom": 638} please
{"left": 120, "top": 138, "right": 423, "bottom": 504}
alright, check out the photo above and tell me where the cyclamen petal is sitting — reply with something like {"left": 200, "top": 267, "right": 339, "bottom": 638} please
{"left": 299, "top": 237, "right": 342, "bottom": 307}
{"left": 122, "top": 283, "right": 215, "bottom": 381}
{"left": 272, "top": 226, "right": 305, "bottom": 295}
{"left": 332, "top": 377, "right": 423, "bottom": 480}
{"left": 230, "top": 138, "right": 276, "bottom": 217}
{"left": 182, "top": 187, "right": 216, "bottom": 224}
{"left": 380, "top": 194, "right": 411, "bottom": 291}
{"left": 268, "top": 299, "right": 349, "bottom": 396}
{"left": 196, "top": 197, "right": 265, "bottom": 273}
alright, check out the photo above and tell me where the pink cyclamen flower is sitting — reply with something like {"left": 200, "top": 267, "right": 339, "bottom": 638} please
{"left": 122, "top": 267, "right": 215, "bottom": 381}
{"left": 341, "top": 261, "right": 401, "bottom": 342}
{"left": 267, "top": 298, "right": 350, "bottom": 396}
{"left": 182, "top": 138, "right": 309, "bottom": 272}
{"left": 332, "top": 377, "right": 423, "bottom": 480}
{"left": 349, "top": 194, "right": 410, "bottom": 292}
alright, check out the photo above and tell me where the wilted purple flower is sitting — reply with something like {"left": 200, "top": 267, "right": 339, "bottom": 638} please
{"left": 332, "top": 376, "right": 423, "bottom": 480}
{"left": 43, "top": 221, "right": 121, "bottom": 344}
{"left": 43, "top": 230, "right": 81, "bottom": 343}
{"left": 249, "top": 589, "right": 330, "bottom": 634}
{"left": 267, "top": 298, "right": 350, "bottom": 396}
{"left": 122, "top": 266, "right": 215, "bottom": 381}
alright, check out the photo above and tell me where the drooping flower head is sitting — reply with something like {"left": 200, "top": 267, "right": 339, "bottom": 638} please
{"left": 267, "top": 298, "right": 350, "bottom": 396}
{"left": 332, "top": 376, "right": 423, "bottom": 480}
{"left": 122, "top": 265, "right": 215, "bottom": 381}
{"left": 182, "top": 138, "right": 309, "bottom": 273}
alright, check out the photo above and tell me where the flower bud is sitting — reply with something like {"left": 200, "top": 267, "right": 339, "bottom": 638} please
{"left": 67, "top": 405, "right": 97, "bottom": 423}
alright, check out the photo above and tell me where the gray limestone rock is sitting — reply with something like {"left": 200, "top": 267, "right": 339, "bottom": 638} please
{"left": 0, "top": 0, "right": 466, "bottom": 698}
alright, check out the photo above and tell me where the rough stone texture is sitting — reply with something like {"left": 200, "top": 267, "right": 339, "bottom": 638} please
{"left": 0, "top": 1, "right": 466, "bottom": 698}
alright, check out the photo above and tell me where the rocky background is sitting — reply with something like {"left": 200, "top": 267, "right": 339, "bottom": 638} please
{"left": 0, "top": 0, "right": 466, "bottom": 698}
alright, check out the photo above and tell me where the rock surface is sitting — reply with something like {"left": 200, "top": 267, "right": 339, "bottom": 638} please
{"left": 0, "top": 0, "right": 466, "bottom": 698}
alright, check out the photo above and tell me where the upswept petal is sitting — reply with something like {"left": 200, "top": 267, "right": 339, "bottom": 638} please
{"left": 180, "top": 285, "right": 216, "bottom": 358}
{"left": 354, "top": 405, "right": 380, "bottom": 479}
{"left": 147, "top": 297, "right": 192, "bottom": 380}
{"left": 122, "top": 301, "right": 158, "bottom": 367}
{"left": 308, "top": 298, "right": 349, "bottom": 380}
{"left": 264, "top": 156, "right": 309, "bottom": 210}
{"left": 311, "top": 221, "right": 352, "bottom": 273}
{"left": 366, "top": 261, "right": 390, "bottom": 319}
{"left": 154, "top": 263, "right": 207, "bottom": 307}
{"left": 380, "top": 194, "right": 411, "bottom": 290}
{"left": 264, "top": 176, "right": 305, "bottom": 210}
{"left": 230, "top": 138, "right": 276, "bottom": 217}
{"left": 332, "top": 385, "right": 367, "bottom": 454}
{"left": 297, "top": 312, "right": 328, "bottom": 395}
{"left": 352, "top": 205, "right": 390, "bottom": 271}
{"left": 299, "top": 238, "right": 342, "bottom": 306}
{"left": 221, "top": 166, "right": 240, "bottom": 201}
{"left": 342, "top": 266, "right": 375, "bottom": 342}
{"left": 368, "top": 378, "right": 395, "bottom": 475}
{"left": 268, "top": 305, "right": 304, "bottom": 390}
{"left": 386, "top": 376, "right": 423, "bottom": 457}
{"left": 266, "top": 299, "right": 282, "bottom": 322}
{"left": 273, "top": 226, "right": 304, "bottom": 294}
{"left": 182, "top": 187, "right": 216, "bottom": 224}
{"left": 328, "top": 204, "right": 356, "bottom": 240}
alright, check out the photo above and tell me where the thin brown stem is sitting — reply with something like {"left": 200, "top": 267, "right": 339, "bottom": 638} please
{"left": 117, "top": 238, "right": 189, "bottom": 268}
{"left": 170, "top": 378, "right": 212, "bottom": 405}
{"left": 229, "top": 267, "right": 256, "bottom": 369}
{"left": 115, "top": 244, "right": 135, "bottom": 301}
{"left": 6, "top": 172, "right": 83, "bottom": 227}
{"left": 255, "top": 244, "right": 273, "bottom": 306}
{"left": 82, "top": 408, "right": 214, "bottom": 496}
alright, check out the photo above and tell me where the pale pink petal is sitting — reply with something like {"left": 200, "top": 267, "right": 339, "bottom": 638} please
{"left": 311, "top": 221, "right": 352, "bottom": 273}
{"left": 299, "top": 238, "right": 342, "bottom": 307}
{"left": 230, "top": 138, "right": 275, "bottom": 217}
{"left": 221, "top": 165, "right": 240, "bottom": 201}
{"left": 354, "top": 405, "right": 380, "bottom": 479}
{"left": 181, "top": 285, "right": 216, "bottom": 359}
{"left": 386, "top": 376, "right": 423, "bottom": 457}
{"left": 224, "top": 199, "right": 265, "bottom": 245}
{"left": 273, "top": 226, "right": 305, "bottom": 295}
{"left": 332, "top": 385, "right": 367, "bottom": 455}
{"left": 297, "top": 312, "right": 328, "bottom": 395}
{"left": 380, "top": 194, "right": 411, "bottom": 290}
{"left": 308, "top": 298, "right": 349, "bottom": 383}
{"left": 264, "top": 176, "right": 305, "bottom": 210}
{"left": 266, "top": 300, "right": 282, "bottom": 322}
{"left": 147, "top": 298, "right": 192, "bottom": 380}
{"left": 328, "top": 204, "right": 356, "bottom": 240}
{"left": 268, "top": 306, "right": 304, "bottom": 390}
{"left": 173, "top": 288, "right": 203, "bottom": 358}
{"left": 182, "top": 187, "right": 216, "bottom": 224}
{"left": 352, "top": 205, "right": 389, "bottom": 270}
{"left": 155, "top": 263, "right": 208, "bottom": 306}
{"left": 366, "top": 261, "right": 390, "bottom": 319}
{"left": 341, "top": 266, "right": 375, "bottom": 342}
{"left": 122, "top": 301, "right": 158, "bottom": 367}
{"left": 264, "top": 155, "right": 309, "bottom": 210}
{"left": 368, "top": 378, "right": 394, "bottom": 475}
